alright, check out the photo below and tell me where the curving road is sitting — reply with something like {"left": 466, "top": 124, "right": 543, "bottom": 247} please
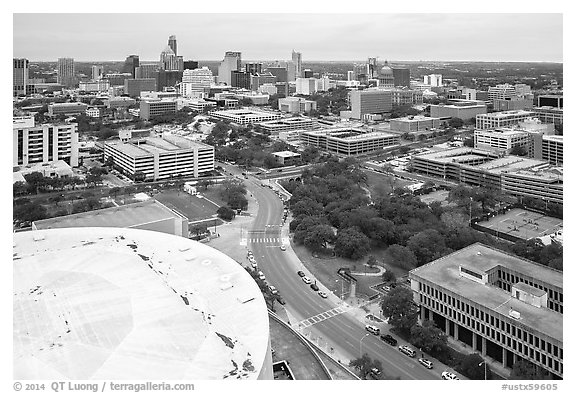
{"left": 222, "top": 162, "right": 444, "bottom": 380}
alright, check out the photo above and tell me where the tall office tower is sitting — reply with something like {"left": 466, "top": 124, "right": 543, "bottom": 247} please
{"left": 347, "top": 70, "right": 355, "bottom": 81}
{"left": 160, "top": 46, "right": 180, "bottom": 71}
{"left": 122, "top": 55, "right": 140, "bottom": 78}
{"left": 267, "top": 66, "right": 288, "bottom": 83}
{"left": 378, "top": 61, "right": 395, "bottom": 88}
{"left": 245, "top": 63, "right": 263, "bottom": 75}
{"left": 231, "top": 71, "right": 251, "bottom": 89}
{"left": 57, "top": 57, "right": 75, "bottom": 88}
{"left": 135, "top": 64, "right": 159, "bottom": 79}
{"left": 217, "top": 51, "right": 242, "bottom": 85}
{"left": 392, "top": 67, "right": 410, "bottom": 87}
{"left": 292, "top": 50, "right": 302, "bottom": 78}
{"left": 287, "top": 61, "right": 296, "bottom": 81}
{"left": 353, "top": 63, "right": 367, "bottom": 82}
{"left": 91, "top": 65, "right": 104, "bottom": 81}
{"left": 367, "top": 57, "right": 378, "bottom": 79}
{"left": 168, "top": 35, "right": 177, "bottom": 55}
{"left": 181, "top": 67, "right": 214, "bottom": 96}
{"left": 349, "top": 89, "right": 393, "bottom": 120}
{"left": 303, "top": 69, "right": 313, "bottom": 78}
{"left": 13, "top": 58, "right": 29, "bottom": 97}
{"left": 183, "top": 60, "right": 199, "bottom": 70}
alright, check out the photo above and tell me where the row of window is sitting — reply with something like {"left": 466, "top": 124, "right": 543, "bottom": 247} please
{"left": 497, "top": 268, "right": 562, "bottom": 304}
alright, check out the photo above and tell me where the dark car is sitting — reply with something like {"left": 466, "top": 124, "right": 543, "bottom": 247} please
{"left": 380, "top": 334, "right": 397, "bottom": 346}
{"left": 297, "top": 271, "right": 306, "bottom": 277}
{"left": 310, "top": 283, "right": 319, "bottom": 291}
{"left": 277, "top": 297, "right": 286, "bottom": 305}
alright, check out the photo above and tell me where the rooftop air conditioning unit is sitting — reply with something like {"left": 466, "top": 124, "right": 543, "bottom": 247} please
{"left": 509, "top": 309, "right": 521, "bottom": 319}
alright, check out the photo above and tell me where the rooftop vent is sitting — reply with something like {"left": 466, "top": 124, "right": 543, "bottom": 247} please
{"left": 509, "top": 309, "right": 521, "bottom": 319}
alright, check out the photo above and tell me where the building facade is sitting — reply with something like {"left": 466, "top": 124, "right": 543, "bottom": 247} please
{"left": 139, "top": 99, "right": 178, "bottom": 120}
{"left": 301, "top": 128, "right": 400, "bottom": 156}
{"left": 57, "top": 57, "right": 75, "bottom": 87}
{"left": 13, "top": 118, "right": 79, "bottom": 167}
{"left": 259, "top": 117, "right": 316, "bottom": 134}
{"left": 474, "top": 128, "right": 533, "bottom": 154}
{"left": 218, "top": 51, "right": 242, "bottom": 85}
{"left": 123, "top": 55, "right": 140, "bottom": 78}
{"left": 292, "top": 50, "right": 302, "bottom": 78}
{"left": 104, "top": 134, "right": 214, "bottom": 180}
{"left": 207, "top": 108, "right": 281, "bottom": 125}
{"left": 349, "top": 90, "right": 393, "bottom": 120}
{"left": 392, "top": 68, "right": 410, "bottom": 87}
{"left": 47, "top": 102, "right": 89, "bottom": 116}
{"left": 531, "top": 107, "right": 563, "bottom": 125}
{"left": 13, "top": 58, "right": 29, "bottom": 97}
{"left": 410, "top": 243, "right": 563, "bottom": 379}
{"left": 430, "top": 102, "right": 487, "bottom": 122}
{"left": 91, "top": 65, "right": 103, "bottom": 81}
{"left": 390, "top": 116, "right": 441, "bottom": 132}
{"left": 476, "top": 110, "right": 536, "bottom": 129}
{"left": 79, "top": 80, "right": 110, "bottom": 92}
{"left": 537, "top": 95, "right": 563, "bottom": 109}
{"left": 278, "top": 97, "right": 317, "bottom": 114}
{"left": 124, "top": 78, "right": 157, "bottom": 98}
{"left": 423, "top": 74, "right": 442, "bottom": 87}
{"left": 295, "top": 78, "right": 317, "bottom": 95}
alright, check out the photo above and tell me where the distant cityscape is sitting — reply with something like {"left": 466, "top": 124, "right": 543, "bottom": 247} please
{"left": 13, "top": 25, "right": 563, "bottom": 384}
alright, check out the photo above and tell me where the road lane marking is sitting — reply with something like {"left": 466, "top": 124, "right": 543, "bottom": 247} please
{"left": 296, "top": 305, "right": 353, "bottom": 328}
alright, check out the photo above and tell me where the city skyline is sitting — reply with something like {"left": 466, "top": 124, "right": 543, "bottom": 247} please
{"left": 13, "top": 13, "right": 563, "bottom": 63}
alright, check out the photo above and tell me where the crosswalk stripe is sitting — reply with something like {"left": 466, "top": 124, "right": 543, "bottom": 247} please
{"left": 296, "top": 305, "right": 352, "bottom": 328}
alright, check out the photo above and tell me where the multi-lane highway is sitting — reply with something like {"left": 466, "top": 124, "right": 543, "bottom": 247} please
{"left": 221, "top": 162, "right": 445, "bottom": 380}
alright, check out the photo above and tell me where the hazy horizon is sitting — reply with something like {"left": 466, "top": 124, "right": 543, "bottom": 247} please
{"left": 14, "top": 13, "right": 563, "bottom": 63}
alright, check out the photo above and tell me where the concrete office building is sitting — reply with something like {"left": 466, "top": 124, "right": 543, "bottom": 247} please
{"left": 493, "top": 97, "right": 533, "bottom": 112}
{"left": 258, "top": 83, "right": 277, "bottom": 95}
{"left": 259, "top": 117, "right": 316, "bottom": 134}
{"left": 392, "top": 68, "right": 410, "bottom": 87}
{"left": 267, "top": 66, "right": 288, "bottom": 83}
{"left": 57, "top": 57, "right": 75, "bottom": 87}
{"left": 278, "top": 97, "right": 317, "bottom": 114}
{"left": 179, "top": 99, "right": 216, "bottom": 113}
{"left": 488, "top": 84, "right": 532, "bottom": 103}
{"left": 47, "top": 102, "right": 89, "bottom": 116}
{"left": 13, "top": 160, "right": 74, "bottom": 183}
{"left": 540, "top": 135, "right": 563, "bottom": 166}
{"left": 389, "top": 116, "right": 441, "bottom": 132}
{"left": 124, "top": 78, "right": 157, "bottom": 98}
{"left": 181, "top": 67, "right": 214, "bottom": 96}
{"left": 446, "top": 87, "right": 477, "bottom": 101}
{"left": 208, "top": 108, "right": 281, "bottom": 125}
{"left": 476, "top": 110, "right": 536, "bottom": 130}
{"left": 474, "top": 128, "right": 533, "bottom": 154}
{"left": 123, "top": 55, "right": 140, "bottom": 78}
{"left": 537, "top": 95, "right": 563, "bottom": 108}
{"left": 378, "top": 61, "right": 395, "bottom": 88}
{"left": 501, "top": 167, "right": 563, "bottom": 205}
{"left": 183, "top": 60, "right": 199, "bottom": 70}
{"left": 250, "top": 72, "right": 277, "bottom": 91}
{"left": 231, "top": 71, "right": 252, "bottom": 89}
{"left": 105, "top": 72, "right": 133, "bottom": 86}
{"left": 91, "top": 65, "right": 104, "bottom": 80}
{"left": 104, "top": 133, "right": 214, "bottom": 180}
{"left": 218, "top": 51, "right": 242, "bottom": 85}
{"left": 295, "top": 78, "right": 317, "bottom": 95}
{"left": 13, "top": 227, "right": 272, "bottom": 379}
{"left": 410, "top": 243, "right": 562, "bottom": 378}
{"left": 292, "top": 50, "right": 303, "bottom": 78}
{"left": 301, "top": 128, "right": 400, "bottom": 156}
{"left": 155, "top": 70, "right": 183, "bottom": 91}
{"left": 106, "top": 97, "right": 136, "bottom": 109}
{"left": 33, "top": 199, "right": 189, "bottom": 237}
{"left": 135, "top": 64, "right": 159, "bottom": 79}
{"left": 13, "top": 117, "right": 79, "bottom": 167}
{"left": 389, "top": 88, "right": 424, "bottom": 105}
{"left": 272, "top": 151, "right": 301, "bottom": 166}
{"left": 531, "top": 107, "right": 563, "bottom": 125}
{"left": 430, "top": 102, "right": 487, "bottom": 122}
{"left": 85, "top": 107, "right": 101, "bottom": 118}
{"left": 245, "top": 63, "right": 263, "bottom": 75}
{"left": 168, "top": 35, "right": 177, "bottom": 55}
{"left": 79, "top": 80, "right": 110, "bottom": 92}
{"left": 139, "top": 99, "right": 178, "bottom": 121}
{"left": 423, "top": 74, "right": 442, "bottom": 87}
{"left": 348, "top": 89, "right": 393, "bottom": 120}
{"left": 160, "top": 44, "right": 183, "bottom": 72}
{"left": 14, "top": 58, "right": 29, "bottom": 96}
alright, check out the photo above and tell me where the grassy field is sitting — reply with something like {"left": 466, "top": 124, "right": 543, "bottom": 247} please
{"left": 362, "top": 169, "right": 415, "bottom": 200}
{"left": 154, "top": 189, "right": 219, "bottom": 222}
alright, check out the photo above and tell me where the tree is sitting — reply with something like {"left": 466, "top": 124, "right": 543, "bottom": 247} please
{"left": 334, "top": 227, "right": 371, "bottom": 260}
{"left": 448, "top": 117, "right": 464, "bottom": 129}
{"left": 217, "top": 206, "right": 236, "bottom": 221}
{"left": 407, "top": 229, "right": 448, "bottom": 266}
{"left": 380, "top": 286, "right": 418, "bottom": 334}
{"left": 13, "top": 201, "right": 48, "bottom": 223}
{"left": 456, "top": 353, "right": 493, "bottom": 380}
{"left": 409, "top": 319, "right": 448, "bottom": 355}
{"left": 24, "top": 172, "right": 48, "bottom": 194}
{"left": 349, "top": 354, "right": 372, "bottom": 378}
{"left": 367, "top": 255, "right": 377, "bottom": 268}
{"left": 511, "top": 359, "right": 552, "bottom": 380}
{"left": 109, "top": 187, "right": 122, "bottom": 198}
{"left": 133, "top": 171, "right": 146, "bottom": 182}
{"left": 190, "top": 223, "right": 208, "bottom": 237}
{"left": 381, "top": 270, "right": 396, "bottom": 283}
{"left": 385, "top": 244, "right": 418, "bottom": 270}
{"left": 548, "top": 257, "right": 563, "bottom": 271}
{"left": 539, "top": 242, "right": 563, "bottom": 266}
{"left": 463, "top": 137, "right": 474, "bottom": 147}
{"left": 13, "top": 181, "right": 28, "bottom": 197}
{"left": 511, "top": 238, "right": 545, "bottom": 263}
{"left": 197, "top": 179, "right": 212, "bottom": 191}
{"left": 303, "top": 224, "right": 335, "bottom": 252}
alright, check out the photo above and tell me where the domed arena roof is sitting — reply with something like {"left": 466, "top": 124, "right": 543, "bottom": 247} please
{"left": 13, "top": 227, "right": 271, "bottom": 380}
{"left": 380, "top": 60, "right": 393, "bottom": 74}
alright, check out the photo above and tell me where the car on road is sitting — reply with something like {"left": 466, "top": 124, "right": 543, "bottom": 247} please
{"left": 379, "top": 334, "right": 397, "bottom": 346}
{"left": 365, "top": 325, "right": 380, "bottom": 335}
{"left": 418, "top": 358, "right": 433, "bottom": 369}
{"left": 318, "top": 291, "right": 328, "bottom": 298}
{"left": 302, "top": 276, "right": 312, "bottom": 284}
{"left": 398, "top": 345, "right": 416, "bottom": 357}
{"left": 310, "top": 283, "right": 319, "bottom": 291}
{"left": 258, "top": 272, "right": 266, "bottom": 280}
{"left": 370, "top": 367, "right": 382, "bottom": 376}
{"left": 251, "top": 261, "right": 258, "bottom": 269}
{"left": 441, "top": 371, "right": 459, "bottom": 380}
{"left": 297, "top": 271, "right": 306, "bottom": 277}
{"left": 268, "top": 285, "right": 278, "bottom": 295}
{"left": 280, "top": 245, "right": 286, "bottom": 251}
{"left": 277, "top": 297, "right": 286, "bottom": 305}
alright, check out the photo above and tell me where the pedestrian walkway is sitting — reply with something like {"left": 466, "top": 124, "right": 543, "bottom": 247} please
{"left": 296, "top": 304, "right": 354, "bottom": 329}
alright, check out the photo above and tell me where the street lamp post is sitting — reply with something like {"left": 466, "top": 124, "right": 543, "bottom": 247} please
{"left": 479, "top": 361, "right": 487, "bottom": 380}
{"left": 359, "top": 333, "right": 370, "bottom": 356}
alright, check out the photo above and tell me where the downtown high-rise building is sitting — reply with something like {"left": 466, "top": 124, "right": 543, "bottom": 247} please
{"left": 13, "top": 58, "right": 29, "bottom": 97}
{"left": 217, "top": 51, "right": 242, "bottom": 85}
{"left": 292, "top": 50, "right": 302, "bottom": 79}
{"left": 135, "top": 64, "right": 159, "bottom": 79}
{"left": 168, "top": 35, "right": 177, "bottom": 55}
{"left": 57, "top": 57, "right": 75, "bottom": 87}
{"left": 367, "top": 57, "right": 378, "bottom": 79}
{"left": 245, "top": 63, "right": 263, "bottom": 75}
{"left": 160, "top": 36, "right": 183, "bottom": 71}
{"left": 392, "top": 67, "right": 410, "bottom": 87}
{"left": 180, "top": 67, "right": 214, "bottom": 96}
{"left": 91, "top": 65, "right": 104, "bottom": 81}
{"left": 123, "top": 55, "right": 140, "bottom": 78}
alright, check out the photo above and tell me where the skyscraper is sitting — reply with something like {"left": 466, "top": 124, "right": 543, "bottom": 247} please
{"left": 292, "top": 50, "right": 302, "bottom": 79}
{"left": 392, "top": 67, "right": 410, "bottom": 87}
{"left": 91, "top": 65, "right": 104, "bottom": 81}
{"left": 135, "top": 64, "right": 159, "bottom": 79}
{"left": 245, "top": 63, "right": 263, "bottom": 75}
{"left": 217, "top": 51, "right": 242, "bottom": 85}
{"left": 160, "top": 46, "right": 180, "bottom": 71}
{"left": 123, "top": 55, "right": 140, "bottom": 78}
{"left": 168, "top": 35, "right": 177, "bottom": 56}
{"left": 367, "top": 57, "right": 378, "bottom": 80}
{"left": 57, "top": 57, "right": 75, "bottom": 88}
{"left": 13, "top": 58, "right": 29, "bottom": 97}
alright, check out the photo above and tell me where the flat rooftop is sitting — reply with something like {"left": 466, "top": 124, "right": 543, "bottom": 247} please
{"left": 410, "top": 243, "right": 562, "bottom": 342}
{"left": 304, "top": 128, "right": 397, "bottom": 141}
{"left": 210, "top": 108, "right": 281, "bottom": 117}
{"left": 391, "top": 116, "right": 440, "bottom": 122}
{"left": 475, "top": 128, "right": 529, "bottom": 136}
{"left": 273, "top": 151, "right": 301, "bottom": 158}
{"left": 106, "top": 134, "right": 211, "bottom": 157}
{"left": 477, "top": 110, "right": 535, "bottom": 118}
{"left": 32, "top": 200, "right": 184, "bottom": 231}
{"left": 472, "top": 156, "right": 546, "bottom": 174}
{"left": 13, "top": 227, "right": 270, "bottom": 379}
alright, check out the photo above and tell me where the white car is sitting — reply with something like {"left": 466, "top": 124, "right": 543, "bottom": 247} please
{"left": 441, "top": 371, "right": 459, "bottom": 380}
{"left": 258, "top": 272, "right": 266, "bottom": 280}
{"left": 280, "top": 245, "right": 286, "bottom": 251}
{"left": 302, "top": 276, "right": 312, "bottom": 284}
{"left": 268, "top": 285, "right": 278, "bottom": 295}
{"left": 318, "top": 291, "right": 328, "bottom": 298}
{"left": 418, "top": 358, "right": 433, "bottom": 369}
{"left": 251, "top": 261, "right": 258, "bottom": 269}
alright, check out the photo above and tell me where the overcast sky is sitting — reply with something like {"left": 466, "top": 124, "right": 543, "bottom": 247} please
{"left": 13, "top": 13, "right": 563, "bottom": 62}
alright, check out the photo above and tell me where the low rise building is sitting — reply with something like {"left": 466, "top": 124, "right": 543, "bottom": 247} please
{"left": 79, "top": 80, "right": 110, "bottom": 92}
{"left": 13, "top": 160, "right": 74, "bottom": 183}
{"left": 106, "top": 96, "right": 136, "bottom": 109}
{"left": 301, "top": 127, "right": 400, "bottom": 156}
{"left": 259, "top": 117, "right": 316, "bottom": 134}
{"left": 531, "top": 107, "right": 563, "bottom": 125}
{"left": 272, "top": 151, "right": 301, "bottom": 166}
{"left": 476, "top": 110, "right": 536, "bottom": 130}
{"left": 139, "top": 99, "right": 178, "bottom": 121}
{"left": 389, "top": 116, "right": 441, "bottom": 132}
{"left": 537, "top": 95, "right": 563, "bottom": 109}
{"left": 278, "top": 97, "right": 317, "bottom": 114}
{"left": 47, "top": 102, "right": 89, "bottom": 117}
{"left": 85, "top": 107, "right": 101, "bottom": 118}
{"left": 474, "top": 128, "right": 533, "bottom": 154}
{"left": 430, "top": 102, "right": 487, "bottom": 122}
{"left": 410, "top": 243, "right": 563, "bottom": 379}
{"left": 540, "top": 135, "right": 563, "bottom": 166}
{"left": 208, "top": 108, "right": 281, "bottom": 125}
{"left": 104, "top": 133, "right": 214, "bottom": 180}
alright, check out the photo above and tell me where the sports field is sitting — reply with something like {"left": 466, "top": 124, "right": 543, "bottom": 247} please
{"left": 476, "top": 208, "right": 563, "bottom": 241}
{"left": 154, "top": 189, "right": 220, "bottom": 222}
